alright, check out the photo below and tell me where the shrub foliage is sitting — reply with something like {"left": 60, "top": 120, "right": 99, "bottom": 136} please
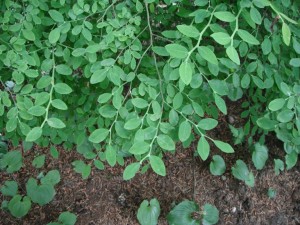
{"left": 0, "top": 0, "right": 299, "bottom": 221}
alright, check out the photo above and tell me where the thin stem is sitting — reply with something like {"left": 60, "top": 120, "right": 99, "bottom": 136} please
{"left": 108, "top": 83, "right": 132, "bottom": 145}
{"left": 186, "top": 7, "right": 218, "bottom": 62}
{"left": 230, "top": 8, "right": 243, "bottom": 46}
{"left": 139, "top": 1, "right": 167, "bottom": 164}
{"left": 41, "top": 49, "right": 55, "bottom": 128}
{"left": 115, "top": 26, "right": 148, "bottom": 62}
{"left": 144, "top": 1, "right": 165, "bottom": 103}
{"left": 97, "top": 0, "right": 117, "bottom": 23}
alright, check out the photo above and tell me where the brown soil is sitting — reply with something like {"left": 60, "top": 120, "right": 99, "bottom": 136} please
{"left": 1, "top": 101, "right": 300, "bottom": 225}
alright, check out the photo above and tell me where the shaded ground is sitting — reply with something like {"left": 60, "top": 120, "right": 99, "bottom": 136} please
{"left": 1, "top": 100, "right": 300, "bottom": 225}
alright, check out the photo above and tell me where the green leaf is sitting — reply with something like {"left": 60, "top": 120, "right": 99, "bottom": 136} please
{"left": 179, "top": 61, "right": 193, "bottom": 85}
{"left": 136, "top": 0, "right": 143, "bottom": 13}
{"left": 32, "top": 155, "right": 46, "bottom": 168}
{"left": 49, "top": 28, "right": 60, "bottom": 44}
{"left": 177, "top": 25, "right": 200, "bottom": 38}
{"left": 197, "top": 136, "right": 210, "bottom": 161}
{"left": 86, "top": 44, "right": 101, "bottom": 54}
{"left": 26, "top": 178, "right": 55, "bottom": 206}
{"left": 237, "top": 29, "right": 260, "bottom": 45}
{"left": 88, "top": 128, "right": 109, "bottom": 143}
{"left": 124, "top": 118, "right": 141, "bottom": 130}
{"left": 24, "top": 69, "right": 39, "bottom": 78}
{"left": 157, "top": 134, "right": 175, "bottom": 151}
{"left": 202, "top": 204, "right": 219, "bottom": 225}
{"left": 152, "top": 46, "right": 169, "bottom": 56}
{"left": 285, "top": 150, "right": 298, "bottom": 170}
{"left": 72, "top": 160, "right": 91, "bottom": 179}
{"left": 165, "top": 44, "right": 188, "bottom": 59}
{"left": 132, "top": 98, "right": 148, "bottom": 108}
{"left": 137, "top": 199, "right": 160, "bottom": 225}
{"left": 267, "top": 188, "right": 276, "bottom": 199}
{"left": 231, "top": 160, "right": 254, "bottom": 187}
{"left": 37, "top": 76, "right": 52, "bottom": 89}
{"left": 231, "top": 160, "right": 248, "bottom": 180}
{"left": 178, "top": 121, "right": 191, "bottom": 142}
{"left": 210, "top": 32, "right": 231, "bottom": 45}
{"left": 280, "top": 82, "right": 292, "bottom": 96}
{"left": 98, "top": 93, "right": 112, "bottom": 104}
{"left": 1, "top": 181, "right": 18, "bottom": 197}
{"left": 90, "top": 69, "right": 109, "bottom": 84}
{"left": 198, "top": 118, "right": 218, "bottom": 130}
{"left": 8, "top": 195, "right": 31, "bottom": 218}
{"left": 256, "top": 117, "right": 278, "bottom": 130}
{"left": 194, "top": 0, "right": 209, "bottom": 6}
{"left": 58, "top": 212, "right": 77, "bottom": 225}
{"left": 0, "top": 150, "right": 22, "bottom": 173}
{"left": 250, "top": 6, "right": 262, "bottom": 24}
{"left": 289, "top": 58, "right": 300, "bottom": 67}
{"left": 252, "top": 143, "right": 268, "bottom": 170}
{"left": 94, "top": 160, "right": 105, "bottom": 170}
{"left": 50, "top": 146, "right": 59, "bottom": 159}
{"left": 41, "top": 170, "right": 60, "bottom": 186}
{"left": 123, "top": 163, "right": 140, "bottom": 180}
{"left": 51, "top": 99, "right": 68, "bottom": 110}
{"left": 209, "top": 155, "right": 226, "bottom": 176}
{"left": 277, "top": 109, "right": 294, "bottom": 123}
{"left": 28, "top": 105, "right": 46, "bottom": 116}
{"left": 282, "top": 23, "right": 291, "bottom": 46}
{"left": 198, "top": 46, "right": 218, "bottom": 65}
{"left": 47, "top": 118, "right": 66, "bottom": 129}
{"left": 49, "top": 10, "right": 64, "bottom": 23}
{"left": 99, "top": 59, "right": 115, "bottom": 67}
{"left": 213, "top": 140, "right": 234, "bottom": 153}
{"left": 167, "top": 200, "right": 200, "bottom": 225}
{"left": 268, "top": 98, "right": 286, "bottom": 111}
{"left": 72, "top": 48, "right": 86, "bottom": 57}
{"left": 214, "top": 94, "right": 227, "bottom": 115}
{"left": 56, "top": 64, "right": 72, "bottom": 75}
{"left": 173, "top": 92, "right": 183, "bottom": 110}
{"left": 226, "top": 46, "right": 240, "bottom": 65}
{"left": 106, "top": 145, "right": 117, "bottom": 167}
{"left": 82, "top": 28, "right": 92, "bottom": 41}
{"left": 26, "top": 127, "right": 43, "bottom": 142}
{"left": 113, "top": 94, "right": 122, "bottom": 109}
{"left": 261, "top": 38, "right": 272, "bottom": 55}
{"left": 129, "top": 141, "right": 150, "bottom": 155}
{"left": 274, "top": 159, "right": 284, "bottom": 175}
{"left": 22, "top": 29, "right": 35, "bottom": 41}
{"left": 192, "top": 102, "right": 204, "bottom": 117}
{"left": 279, "top": 12, "right": 298, "bottom": 24}
{"left": 6, "top": 118, "right": 18, "bottom": 132}
{"left": 214, "top": 11, "right": 236, "bottom": 22}
{"left": 54, "top": 83, "right": 72, "bottom": 94}
{"left": 246, "top": 172, "right": 255, "bottom": 187}
{"left": 99, "top": 105, "right": 117, "bottom": 118}
{"left": 149, "top": 155, "right": 166, "bottom": 176}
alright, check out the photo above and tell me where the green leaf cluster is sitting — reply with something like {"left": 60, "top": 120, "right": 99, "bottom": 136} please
{"left": 137, "top": 199, "right": 219, "bottom": 225}
{"left": 0, "top": 0, "right": 299, "bottom": 220}
{"left": 0, "top": 170, "right": 61, "bottom": 218}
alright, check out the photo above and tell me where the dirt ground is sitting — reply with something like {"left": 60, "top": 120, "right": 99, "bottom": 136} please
{"left": 1, "top": 100, "right": 300, "bottom": 225}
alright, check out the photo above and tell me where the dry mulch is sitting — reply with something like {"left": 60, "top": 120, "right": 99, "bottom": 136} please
{"left": 1, "top": 99, "right": 300, "bottom": 225}
{"left": 1, "top": 140, "right": 299, "bottom": 225}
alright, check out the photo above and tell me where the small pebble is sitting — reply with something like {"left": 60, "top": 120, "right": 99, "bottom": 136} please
{"left": 228, "top": 115, "right": 235, "bottom": 124}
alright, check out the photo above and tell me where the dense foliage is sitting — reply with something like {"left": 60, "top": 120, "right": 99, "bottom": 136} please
{"left": 137, "top": 198, "right": 219, "bottom": 225}
{"left": 0, "top": 0, "right": 299, "bottom": 223}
